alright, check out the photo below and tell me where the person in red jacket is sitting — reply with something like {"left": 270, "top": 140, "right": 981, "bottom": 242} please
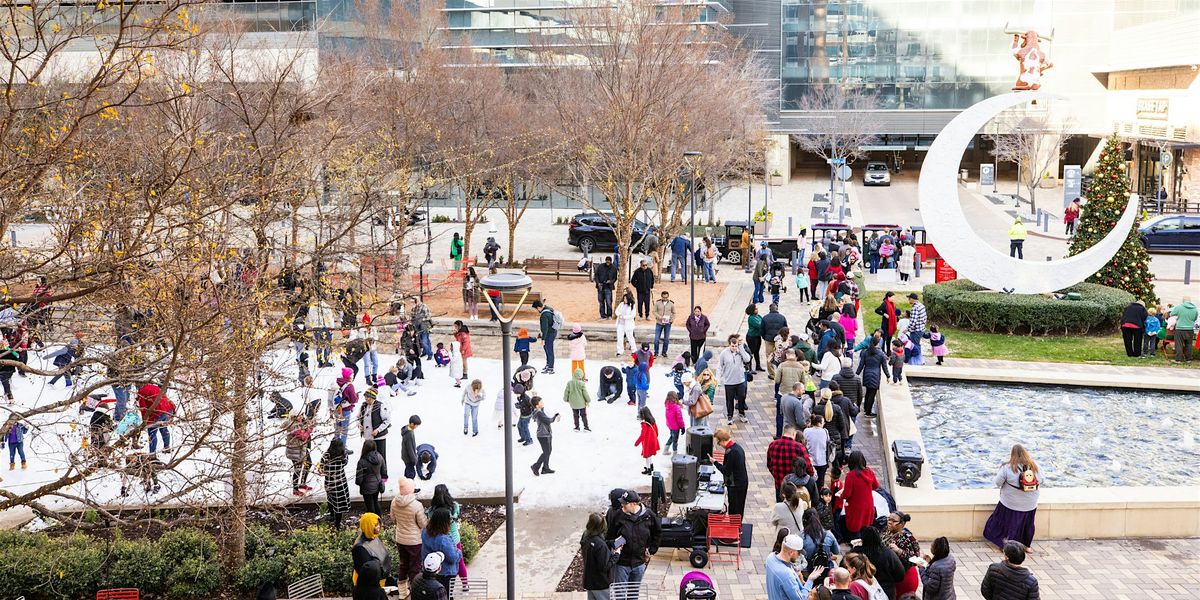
{"left": 137, "top": 384, "right": 176, "bottom": 453}
{"left": 840, "top": 450, "right": 879, "bottom": 541}
{"left": 634, "top": 406, "right": 660, "bottom": 476}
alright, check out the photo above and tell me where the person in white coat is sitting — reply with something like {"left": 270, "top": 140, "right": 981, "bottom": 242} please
{"left": 615, "top": 292, "right": 638, "bottom": 356}
{"left": 449, "top": 340, "right": 464, "bottom": 387}
{"left": 897, "top": 242, "right": 916, "bottom": 283}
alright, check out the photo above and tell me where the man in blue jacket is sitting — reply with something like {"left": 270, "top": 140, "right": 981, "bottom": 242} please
{"left": 669, "top": 235, "right": 692, "bottom": 282}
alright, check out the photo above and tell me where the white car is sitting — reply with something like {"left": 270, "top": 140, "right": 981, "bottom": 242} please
{"left": 863, "top": 162, "right": 891, "bottom": 186}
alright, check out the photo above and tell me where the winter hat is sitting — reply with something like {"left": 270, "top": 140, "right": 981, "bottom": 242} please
{"left": 364, "top": 388, "right": 378, "bottom": 400}
{"left": 341, "top": 367, "right": 353, "bottom": 379}
{"left": 681, "top": 372, "right": 694, "bottom": 384}
{"left": 782, "top": 534, "right": 805, "bottom": 552}
{"left": 423, "top": 552, "right": 444, "bottom": 573}
{"left": 572, "top": 324, "right": 582, "bottom": 334}
{"left": 518, "top": 327, "right": 529, "bottom": 337}
{"left": 398, "top": 477, "right": 416, "bottom": 495}
{"left": 358, "top": 512, "right": 380, "bottom": 539}
{"left": 376, "top": 375, "right": 386, "bottom": 387}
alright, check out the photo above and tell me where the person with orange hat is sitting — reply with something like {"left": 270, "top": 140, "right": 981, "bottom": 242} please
{"left": 362, "top": 313, "right": 380, "bottom": 385}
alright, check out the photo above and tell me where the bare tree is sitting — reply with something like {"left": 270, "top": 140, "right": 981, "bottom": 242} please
{"left": 986, "top": 110, "right": 1072, "bottom": 215}
{"left": 791, "top": 85, "right": 879, "bottom": 213}
{"left": 531, "top": 0, "right": 767, "bottom": 299}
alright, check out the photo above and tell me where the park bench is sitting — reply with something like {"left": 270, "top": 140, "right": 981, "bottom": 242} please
{"left": 286, "top": 574, "right": 323, "bottom": 599}
{"left": 499, "top": 290, "right": 543, "bottom": 313}
{"left": 523, "top": 258, "right": 590, "bottom": 280}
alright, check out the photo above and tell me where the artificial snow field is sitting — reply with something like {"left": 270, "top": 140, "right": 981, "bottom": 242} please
{"left": 1, "top": 344, "right": 707, "bottom": 514}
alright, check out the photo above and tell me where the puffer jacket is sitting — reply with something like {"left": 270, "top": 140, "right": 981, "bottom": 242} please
{"left": 922, "top": 554, "right": 957, "bottom": 600}
{"left": 355, "top": 450, "right": 383, "bottom": 495}
{"left": 980, "top": 561, "right": 1039, "bottom": 600}
{"left": 832, "top": 367, "right": 863, "bottom": 407}
{"left": 389, "top": 491, "right": 428, "bottom": 546}
{"left": 563, "top": 369, "right": 591, "bottom": 409}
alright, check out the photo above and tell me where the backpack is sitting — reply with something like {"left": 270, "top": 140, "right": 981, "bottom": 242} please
{"left": 854, "top": 578, "right": 889, "bottom": 600}
{"left": 807, "top": 532, "right": 832, "bottom": 569}
{"left": 1018, "top": 465, "right": 1039, "bottom": 491}
{"left": 331, "top": 382, "right": 351, "bottom": 411}
{"left": 552, "top": 309, "right": 565, "bottom": 332}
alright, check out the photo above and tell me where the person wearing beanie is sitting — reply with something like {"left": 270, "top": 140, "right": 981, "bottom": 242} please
{"left": 352, "top": 512, "right": 391, "bottom": 599}
{"left": 357, "top": 386, "right": 391, "bottom": 481}
{"left": 567, "top": 324, "right": 588, "bottom": 381}
{"left": 390, "top": 477, "right": 428, "bottom": 584}
{"left": 766, "top": 533, "right": 824, "bottom": 600}
{"left": 331, "top": 367, "right": 359, "bottom": 449}
{"left": 513, "top": 327, "right": 538, "bottom": 367}
{"left": 410, "top": 552, "right": 448, "bottom": 600}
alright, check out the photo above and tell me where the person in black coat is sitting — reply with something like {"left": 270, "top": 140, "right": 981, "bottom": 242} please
{"left": 581, "top": 513, "right": 618, "bottom": 593}
{"left": 606, "top": 491, "right": 662, "bottom": 581}
{"left": 630, "top": 260, "right": 656, "bottom": 319}
{"left": 597, "top": 365, "right": 623, "bottom": 403}
{"left": 855, "top": 337, "right": 890, "bottom": 417}
{"left": 1119, "top": 300, "right": 1148, "bottom": 358}
{"left": 981, "top": 541, "right": 1039, "bottom": 600}
{"left": 853, "top": 526, "right": 906, "bottom": 600}
{"left": 355, "top": 440, "right": 384, "bottom": 516}
{"left": 713, "top": 428, "right": 749, "bottom": 517}
{"left": 594, "top": 257, "right": 617, "bottom": 320}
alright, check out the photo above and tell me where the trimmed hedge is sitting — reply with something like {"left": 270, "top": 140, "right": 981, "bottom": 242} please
{"left": 0, "top": 519, "right": 485, "bottom": 599}
{"left": 922, "top": 279, "right": 1133, "bottom": 334}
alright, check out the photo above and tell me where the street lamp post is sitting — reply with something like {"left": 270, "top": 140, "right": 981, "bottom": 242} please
{"left": 478, "top": 272, "right": 534, "bottom": 600}
{"left": 745, "top": 156, "right": 753, "bottom": 273}
{"left": 683, "top": 151, "right": 702, "bottom": 312}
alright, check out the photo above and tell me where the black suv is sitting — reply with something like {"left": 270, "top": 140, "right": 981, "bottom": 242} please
{"left": 567, "top": 213, "right": 655, "bottom": 253}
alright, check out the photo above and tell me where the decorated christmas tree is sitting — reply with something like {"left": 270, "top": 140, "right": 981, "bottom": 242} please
{"left": 1068, "top": 135, "right": 1157, "bottom": 302}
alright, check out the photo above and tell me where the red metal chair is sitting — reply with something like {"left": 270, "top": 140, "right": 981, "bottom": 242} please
{"left": 706, "top": 513, "right": 742, "bottom": 569}
{"left": 96, "top": 589, "right": 139, "bottom": 600}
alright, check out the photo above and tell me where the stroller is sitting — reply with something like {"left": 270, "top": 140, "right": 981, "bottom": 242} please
{"left": 680, "top": 571, "right": 716, "bottom": 599}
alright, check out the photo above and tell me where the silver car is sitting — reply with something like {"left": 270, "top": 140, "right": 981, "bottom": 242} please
{"left": 863, "top": 161, "right": 891, "bottom": 186}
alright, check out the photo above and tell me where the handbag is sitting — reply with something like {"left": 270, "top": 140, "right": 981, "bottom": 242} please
{"left": 691, "top": 393, "right": 714, "bottom": 419}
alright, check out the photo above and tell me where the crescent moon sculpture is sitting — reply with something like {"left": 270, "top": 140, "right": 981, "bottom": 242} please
{"left": 917, "top": 92, "right": 1137, "bottom": 294}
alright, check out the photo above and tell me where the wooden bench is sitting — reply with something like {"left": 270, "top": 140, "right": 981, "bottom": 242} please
{"left": 498, "top": 290, "right": 543, "bottom": 313}
{"left": 523, "top": 258, "right": 591, "bottom": 280}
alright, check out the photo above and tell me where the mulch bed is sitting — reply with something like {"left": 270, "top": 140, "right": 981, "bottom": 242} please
{"left": 44, "top": 500, "right": 505, "bottom": 547}
{"left": 555, "top": 498, "right": 671, "bottom": 592}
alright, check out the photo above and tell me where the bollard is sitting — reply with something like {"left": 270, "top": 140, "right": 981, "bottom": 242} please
{"left": 1046, "top": 256, "right": 1052, "bottom": 262}
{"left": 1035, "top": 210, "right": 1042, "bottom": 227}
{"left": 914, "top": 252, "right": 922, "bottom": 279}
{"left": 1043, "top": 215, "right": 1049, "bottom": 233}
{"left": 1186, "top": 259, "right": 1192, "bottom": 286}
{"left": 788, "top": 217, "right": 793, "bottom": 237}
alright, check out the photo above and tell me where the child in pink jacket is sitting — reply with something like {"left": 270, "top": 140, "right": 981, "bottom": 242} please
{"left": 663, "top": 391, "right": 685, "bottom": 455}
{"left": 838, "top": 304, "right": 859, "bottom": 352}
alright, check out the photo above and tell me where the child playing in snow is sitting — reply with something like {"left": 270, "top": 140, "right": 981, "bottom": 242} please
{"left": 889, "top": 339, "right": 905, "bottom": 384}
{"left": 666, "top": 362, "right": 686, "bottom": 397}
{"left": 453, "top": 320, "right": 473, "bottom": 379}
{"left": 433, "top": 342, "right": 450, "bottom": 367}
{"left": 924, "top": 325, "right": 949, "bottom": 365}
{"left": 449, "top": 340, "right": 464, "bottom": 387}
{"left": 663, "top": 392, "right": 684, "bottom": 456}
{"left": 3, "top": 422, "right": 29, "bottom": 470}
{"left": 567, "top": 325, "right": 588, "bottom": 381}
{"left": 634, "top": 406, "right": 660, "bottom": 475}
{"left": 514, "top": 327, "right": 538, "bottom": 367}
{"left": 621, "top": 363, "right": 638, "bottom": 406}
{"left": 632, "top": 361, "right": 650, "bottom": 409}
{"left": 634, "top": 342, "right": 654, "bottom": 368}
{"left": 462, "top": 379, "right": 484, "bottom": 436}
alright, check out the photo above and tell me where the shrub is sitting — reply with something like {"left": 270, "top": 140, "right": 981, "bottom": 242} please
{"left": 921, "top": 280, "right": 1133, "bottom": 334}
{"left": 166, "top": 557, "right": 224, "bottom": 599}
{"left": 431, "top": 214, "right": 453, "bottom": 223}
{"left": 0, "top": 545, "right": 51, "bottom": 599}
{"left": 281, "top": 526, "right": 355, "bottom": 593}
{"left": 158, "top": 527, "right": 218, "bottom": 566}
{"left": 460, "top": 521, "right": 481, "bottom": 564}
{"left": 105, "top": 538, "right": 170, "bottom": 594}
{"left": 244, "top": 523, "right": 278, "bottom": 561}
{"left": 46, "top": 536, "right": 107, "bottom": 599}
{"left": 237, "top": 554, "right": 287, "bottom": 592}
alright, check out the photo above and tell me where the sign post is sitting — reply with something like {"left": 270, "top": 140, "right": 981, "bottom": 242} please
{"left": 1062, "top": 165, "right": 1082, "bottom": 208}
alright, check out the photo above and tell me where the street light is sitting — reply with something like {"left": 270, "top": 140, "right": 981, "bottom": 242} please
{"left": 683, "top": 151, "right": 702, "bottom": 312}
{"left": 478, "top": 271, "right": 534, "bottom": 600}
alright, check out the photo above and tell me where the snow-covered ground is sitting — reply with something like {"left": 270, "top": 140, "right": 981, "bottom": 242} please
{"left": 2, "top": 347, "right": 695, "bottom": 513}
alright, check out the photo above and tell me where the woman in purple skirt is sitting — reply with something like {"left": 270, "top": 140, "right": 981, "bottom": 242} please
{"left": 983, "top": 444, "right": 1041, "bottom": 550}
